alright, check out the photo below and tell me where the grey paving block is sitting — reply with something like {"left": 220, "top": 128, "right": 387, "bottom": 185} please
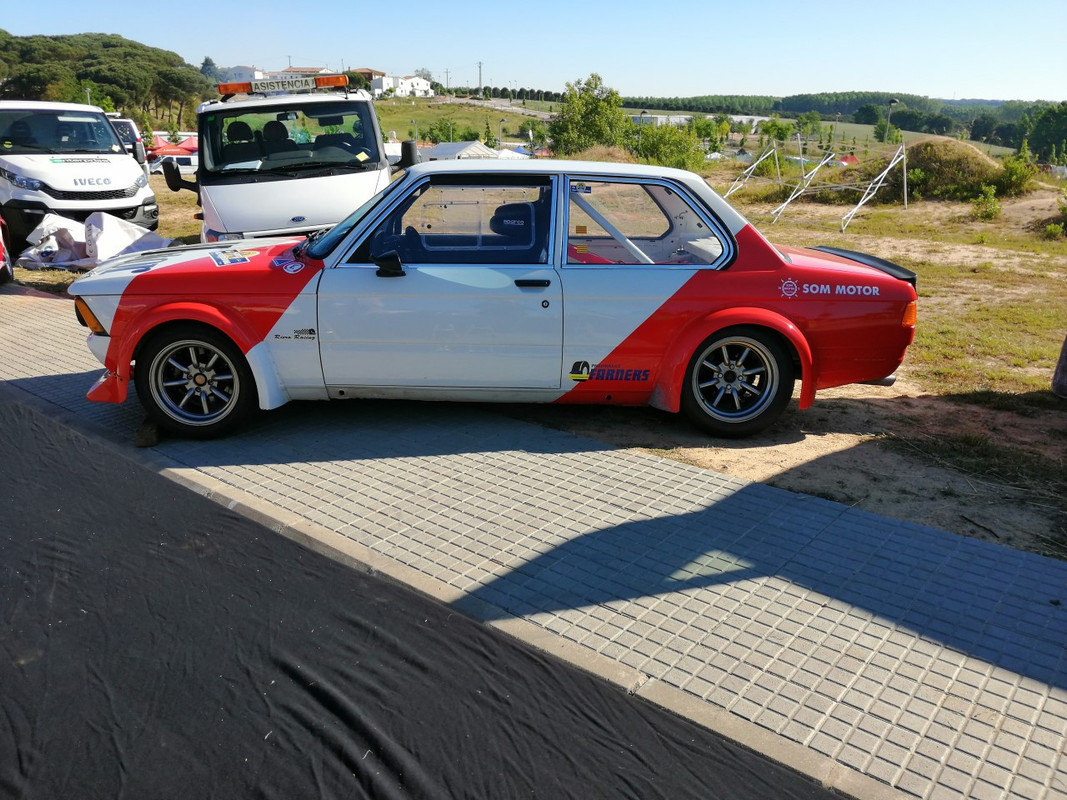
{"left": 4, "top": 287, "right": 1067, "bottom": 800}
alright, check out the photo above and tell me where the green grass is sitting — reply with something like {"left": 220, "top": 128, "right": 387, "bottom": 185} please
{"left": 374, "top": 98, "right": 539, "bottom": 143}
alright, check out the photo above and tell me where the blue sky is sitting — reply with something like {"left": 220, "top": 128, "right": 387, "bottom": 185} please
{"left": 4, "top": 0, "right": 1065, "bottom": 102}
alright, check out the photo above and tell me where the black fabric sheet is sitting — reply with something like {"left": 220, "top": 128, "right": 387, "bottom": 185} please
{"left": 0, "top": 395, "right": 843, "bottom": 799}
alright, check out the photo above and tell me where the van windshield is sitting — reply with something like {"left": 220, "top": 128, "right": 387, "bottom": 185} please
{"left": 0, "top": 109, "right": 126, "bottom": 155}
{"left": 200, "top": 99, "right": 382, "bottom": 175}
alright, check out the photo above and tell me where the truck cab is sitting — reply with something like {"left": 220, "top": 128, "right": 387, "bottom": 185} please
{"left": 164, "top": 74, "right": 412, "bottom": 243}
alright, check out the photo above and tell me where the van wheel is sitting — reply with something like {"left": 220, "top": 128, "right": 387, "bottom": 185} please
{"left": 134, "top": 325, "right": 256, "bottom": 439}
{"left": 680, "top": 327, "right": 794, "bottom": 438}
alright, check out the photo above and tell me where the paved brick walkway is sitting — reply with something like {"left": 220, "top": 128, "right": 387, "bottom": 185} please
{"left": 3, "top": 284, "right": 1065, "bottom": 800}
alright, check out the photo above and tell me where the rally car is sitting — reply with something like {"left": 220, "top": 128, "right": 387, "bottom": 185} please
{"left": 68, "top": 160, "right": 917, "bottom": 439}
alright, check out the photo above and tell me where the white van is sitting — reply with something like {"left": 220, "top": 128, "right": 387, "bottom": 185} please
{"left": 0, "top": 101, "right": 157, "bottom": 253}
{"left": 162, "top": 74, "right": 416, "bottom": 242}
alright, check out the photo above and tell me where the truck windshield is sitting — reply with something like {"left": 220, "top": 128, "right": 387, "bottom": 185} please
{"left": 0, "top": 109, "right": 126, "bottom": 155}
{"left": 200, "top": 99, "right": 382, "bottom": 175}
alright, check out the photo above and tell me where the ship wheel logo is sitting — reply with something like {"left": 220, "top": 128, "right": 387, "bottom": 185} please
{"left": 779, "top": 278, "right": 799, "bottom": 299}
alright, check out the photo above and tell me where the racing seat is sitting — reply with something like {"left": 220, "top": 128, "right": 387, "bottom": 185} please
{"left": 487, "top": 202, "right": 547, "bottom": 263}
{"left": 489, "top": 203, "right": 535, "bottom": 245}
{"left": 221, "top": 121, "right": 259, "bottom": 163}
{"left": 262, "top": 120, "right": 298, "bottom": 154}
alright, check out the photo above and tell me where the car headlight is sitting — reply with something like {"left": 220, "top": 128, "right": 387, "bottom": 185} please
{"left": 0, "top": 168, "right": 43, "bottom": 191}
{"left": 210, "top": 231, "right": 245, "bottom": 242}
{"left": 135, "top": 174, "right": 148, "bottom": 188}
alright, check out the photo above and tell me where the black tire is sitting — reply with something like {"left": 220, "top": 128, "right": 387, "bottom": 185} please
{"left": 680, "top": 326, "right": 795, "bottom": 438}
{"left": 134, "top": 324, "right": 256, "bottom": 439}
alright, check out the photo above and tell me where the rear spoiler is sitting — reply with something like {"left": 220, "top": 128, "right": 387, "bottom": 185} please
{"left": 809, "top": 246, "right": 916, "bottom": 287}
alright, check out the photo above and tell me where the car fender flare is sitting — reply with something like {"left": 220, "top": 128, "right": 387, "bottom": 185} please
{"left": 101, "top": 301, "right": 286, "bottom": 409}
{"left": 649, "top": 307, "right": 816, "bottom": 413}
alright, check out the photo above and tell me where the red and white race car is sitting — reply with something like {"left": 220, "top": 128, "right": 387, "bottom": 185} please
{"left": 69, "top": 160, "right": 917, "bottom": 439}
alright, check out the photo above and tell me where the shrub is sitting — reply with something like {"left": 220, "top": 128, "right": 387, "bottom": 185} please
{"left": 995, "top": 155, "right": 1037, "bottom": 197}
{"left": 1043, "top": 222, "right": 1065, "bottom": 240}
{"left": 971, "top": 185, "right": 1001, "bottom": 221}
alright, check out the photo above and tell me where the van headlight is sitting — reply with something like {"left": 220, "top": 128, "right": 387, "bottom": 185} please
{"left": 0, "top": 168, "right": 43, "bottom": 191}
{"left": 135, "top": 174, "right": 148, "bottom": 188}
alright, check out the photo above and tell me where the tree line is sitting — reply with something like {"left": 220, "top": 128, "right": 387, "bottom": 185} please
{"left": 622, "top": 90, "right": 1063, "bottom": 156}
{"left": 0, "top": 29, "right": 212, "bottom": 127}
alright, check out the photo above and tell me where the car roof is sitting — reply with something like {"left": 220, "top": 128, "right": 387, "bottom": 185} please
{"left": 401, "top": 159, "right": 750, "bottom": 235}
{"left": 406, "top": 158, "right": 698, "bottom": 182}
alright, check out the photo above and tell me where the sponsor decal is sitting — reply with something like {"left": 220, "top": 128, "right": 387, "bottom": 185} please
{"left": 274, "top": 327, "right": 317, "bottom": 341}
{"left": 48, "top": 157, "right": 109, "bottom": 164}
{"left": 780, "top": 279, "right": 880, "bottom": 298}
{"left": 569, "top": 361, "right": 651, "bottom": 383}
{"left": 272, "top": 257, "right": 305, "bottom": 274}
{"left": 570, "top": 183, "right": 592, "bottom": 194}
{"left": 124, "top": 256, "right": 171, "bottom": 273}
{"left": 210, "top": 249, "right": 259, "bottom": 267}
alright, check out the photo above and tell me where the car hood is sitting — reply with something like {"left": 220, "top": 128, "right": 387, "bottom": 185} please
{"left": 69, "top": 238, "right": 312, "bottom": 297}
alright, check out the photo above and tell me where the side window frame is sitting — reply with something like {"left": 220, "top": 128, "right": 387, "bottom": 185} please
{"left": 562, "top": 175, "right": 737, "bottom": 270}
{"left": 347, "top": 173, "right": 556, "bottom": 266}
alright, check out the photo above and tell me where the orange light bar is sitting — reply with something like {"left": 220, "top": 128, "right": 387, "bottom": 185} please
{"left": 217, "top": 80, "right": 253, "bottom": 95}
{"left": 314, "top": 74, "right": 349, "bottom": 89}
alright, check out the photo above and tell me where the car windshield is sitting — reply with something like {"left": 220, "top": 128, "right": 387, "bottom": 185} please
{"left": 199, "top": 99, "right": 381, "bottom": 175}
{"left": 304, "top": 174, "right": 409, "bottom": 260}
{"left": 0, "top": 109, "right": 126, "bottom": 155}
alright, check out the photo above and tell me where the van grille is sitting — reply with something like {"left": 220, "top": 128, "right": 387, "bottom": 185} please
{"left": 41, "top": 184, "right": 142, "bottom": 201}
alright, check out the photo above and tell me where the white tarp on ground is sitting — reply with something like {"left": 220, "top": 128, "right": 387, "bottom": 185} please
{"left": 16, "top": 213, "right": 172, "bottom": 272}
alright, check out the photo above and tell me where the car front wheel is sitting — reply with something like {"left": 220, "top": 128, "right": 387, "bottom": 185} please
{"left": 134, "top": 325, "right": 255, "bottom": 439}
{"left": 680, "top": 327, "right": 795, "bottom": 438}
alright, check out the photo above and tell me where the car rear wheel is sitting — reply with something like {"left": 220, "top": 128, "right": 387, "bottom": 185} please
{"left": 680, "top": 327, "right": 794, "bottom": 438}
{"left": 134, "top": 325, "right": 255, "bottom": 439}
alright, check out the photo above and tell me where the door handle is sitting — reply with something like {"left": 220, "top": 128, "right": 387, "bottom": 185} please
{"left": 515, "top": 279, "right": 551, "bottom": 288}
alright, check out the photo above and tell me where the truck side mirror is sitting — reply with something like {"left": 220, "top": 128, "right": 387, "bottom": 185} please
{"left": 161, "top": 159, "right": 197, "bottom": 194}
{"left": 134, "top": 141, "right": 147, "bottom": 164}
{"left": 392, "top": 139, "right": 421, "bottom": 172}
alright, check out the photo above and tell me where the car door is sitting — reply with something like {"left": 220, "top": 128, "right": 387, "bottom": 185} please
{"left": 558, "top": 175, "right": 737, "bottom": 386}
{"left": 317, "top": 173, "right": 563, "bottom": 390}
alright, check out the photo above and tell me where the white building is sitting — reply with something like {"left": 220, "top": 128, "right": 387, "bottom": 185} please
{"left": 371, "top": 75, "right": 435, "bottom": 99}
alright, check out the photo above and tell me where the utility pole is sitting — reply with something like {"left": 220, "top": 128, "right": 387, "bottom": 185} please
{"left": 476, "top": 61, "right": 483, "bottom": 97}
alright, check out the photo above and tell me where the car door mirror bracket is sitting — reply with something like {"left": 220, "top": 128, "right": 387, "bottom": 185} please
{"left": 374, "top": 251, "right": 406, "bottom": 277}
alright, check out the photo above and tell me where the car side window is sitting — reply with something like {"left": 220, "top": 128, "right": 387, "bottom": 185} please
{"left": 565, "top": 179, "right": 726, "bottom": 267}
{"left": 351, "top": 177, "right": 552, "bottom": 265}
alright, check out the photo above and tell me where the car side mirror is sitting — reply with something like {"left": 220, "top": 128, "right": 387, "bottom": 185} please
{"left": 134, "top": 141, "right": 147, "bottom": 164}
{"left": 374, "top": 250, "right": 406, "bottom": 278}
